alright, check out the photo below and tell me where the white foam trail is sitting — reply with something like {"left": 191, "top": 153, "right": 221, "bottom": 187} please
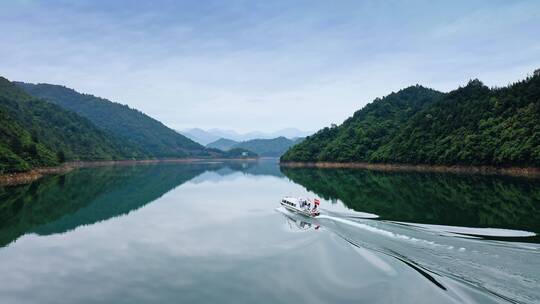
{"left": 392, "top": 222, "right": 537, "bottom": 238}
{"left": 318, "top": 215, "right": 441, "bottom": 248}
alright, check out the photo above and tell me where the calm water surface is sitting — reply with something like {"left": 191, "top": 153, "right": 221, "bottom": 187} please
{"left": 0, "top": 160, "right": 539, "bottom": 304}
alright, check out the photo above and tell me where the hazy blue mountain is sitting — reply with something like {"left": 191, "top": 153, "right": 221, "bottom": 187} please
{"left": 206, "top": 138, "right": 239, "bottom": 150}
{"left": 235, "top": 137, "right": 303, "bottom": 157}
{"left": 181, "top": 128, "right": 311, "bottom": 144}
{"left": 17, "top": 82, "right": 217, "bottom": 158}
{"left": 209, "top": 136, "right": 303, "bottom": 157}
{"left": 179, "top": 128, "right": 221, "bottom": 145}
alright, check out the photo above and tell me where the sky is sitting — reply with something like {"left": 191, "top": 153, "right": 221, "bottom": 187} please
{"left": 1, "top": 0, "right": 539, "bottom": 133}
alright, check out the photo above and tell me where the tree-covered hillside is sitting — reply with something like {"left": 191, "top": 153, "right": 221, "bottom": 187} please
{"left": 282, "top": 72, "right": 540, "bottom": 167}
{"left": 222, "top": 148, "right": 258, "bottom": 158}
{"left": 234, "top": 136, "right": 303, "bottom": 157}
{"left": 208, "top": 136, "right": 303, "bottom": 157}
{"left": 371, "top": 76, "right": 540, "bottom": 166}
{"left": 17, "top": 82, "right": 213, "bottom": 158}
{"left": 0, "top": 109, "right": 57, "bottom": 173}
{"left": 281, "top": 85, "right": 443, "bottom": 162}
{"left": 1, "top": 77, "right": 142, "bottom": 173}
{"left": 206, "top": 138, "right": 239, "bottom": 151}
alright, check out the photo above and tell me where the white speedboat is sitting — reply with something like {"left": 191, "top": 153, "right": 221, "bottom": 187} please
{"left": 280, "top": 196, "right": 320, "bottom": 217}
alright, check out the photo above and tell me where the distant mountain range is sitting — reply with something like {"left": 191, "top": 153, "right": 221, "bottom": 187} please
{"left": 4, "top": 69, "right": 538, "bottom": 174}
{"left": 207, "top": 136, "right": 304, "bottom": 157}
{"left": 180, "top": 127, "right": 311, "bottom": 145}
{"left": 282, "top": 70, "right": 540, "bottom": 167}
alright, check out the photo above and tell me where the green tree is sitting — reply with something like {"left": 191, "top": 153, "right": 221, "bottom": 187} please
{"left": 56, "top": 151, "right": 66, "bottom": 163}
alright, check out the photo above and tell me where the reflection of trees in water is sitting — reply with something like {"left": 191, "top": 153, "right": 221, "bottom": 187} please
{"left": 0, "top": 163, "right": 212, "bottom": 247}
{"left": 221, "top": 159, "right": 284, "bottom": 178}
{"left": 281, "top": 167, "right": 540, "bottom": 233}
{"left": 0, "top": 160, "right": 286, "bottom": 248}
{"left": 281, "top": 212, "right": 320, "bottom": 231}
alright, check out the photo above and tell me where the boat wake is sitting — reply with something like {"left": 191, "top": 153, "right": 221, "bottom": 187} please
{"left": 276, "top": 207, "right": 540, "bottom": 304}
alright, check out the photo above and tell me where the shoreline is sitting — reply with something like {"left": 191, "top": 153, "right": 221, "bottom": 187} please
{"left": 0, "top": 157, "right": 259, "bottom": 186}
{"left": 279, "top": 161, "right": 540, "bottom": 178}
{"left": 65, "top": 157, "right": 259, "bottom": 168}
{"left": 0, "top": 166, "right": 75, "bottom": 186}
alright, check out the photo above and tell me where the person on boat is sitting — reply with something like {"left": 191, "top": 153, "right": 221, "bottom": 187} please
{"left": 301, "top": 198, "right": 309, "bottom": 211}
{"left": 312, "top": 198, "right": 320, "bottom": 214}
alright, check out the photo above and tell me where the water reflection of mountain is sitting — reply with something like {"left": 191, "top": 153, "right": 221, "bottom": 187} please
{"left": 0, "top": 160, "right": 286, "bottom": 248}
{"left": 221, "top": 158, "right": 283, "bottom": 178}
{"left": 0, "top": 163, "right": 214, "bottom": 247}
{"left": 281, "top": 167, "right": 540, "bottom": 234}
{"left": 190, "top": 159, "right": 284, "bottom": 183}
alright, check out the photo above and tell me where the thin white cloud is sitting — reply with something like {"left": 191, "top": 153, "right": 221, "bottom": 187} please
{"left": 0, "top": 0, "right": 539, "bottom": 132}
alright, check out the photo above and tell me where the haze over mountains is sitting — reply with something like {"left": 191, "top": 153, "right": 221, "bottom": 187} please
{"left": 0, "top": 75, "right": 308, "bottom": 174}
{"left": 1, "top": 76, "right": 253, "bottom": 174}
{"left": 2, "top": 69, "right": 539, "bottom": 174}
{"left": 180, "top": 128, "right": 311, "bottom": 145}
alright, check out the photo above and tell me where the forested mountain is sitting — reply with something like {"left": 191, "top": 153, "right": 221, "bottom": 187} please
{"left": 0, "top": 109, "right": 57, "bottom": 173}
{"left": 206, "top": 138, "right": 239, "bottom": 151}
{"left": 0, "top": 77, "right": 141, "bottom": 173}
{"left": 207, "top": 136, "right": 303, "bottom": 157}
{"left": 282, "top": 85, "right": 443, "bottom": 162}
{"left": 282, "top": 71, "right": 540, "bottom": 167}
{"left": 234, "top": 137, "right": 303, "bottom": 157}
{"left": 371, "top": 76, "right": 540, "bottom": 166}
{"left": 222, "top": 148, "right": 258, "bottom": 158}
{"left": 17, "top": 82, "right": 212, "bottom": 158}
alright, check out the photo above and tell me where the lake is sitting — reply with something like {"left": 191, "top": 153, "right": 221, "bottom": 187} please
{"left": 0, "top": 159, "right": 539, "bottom": 304}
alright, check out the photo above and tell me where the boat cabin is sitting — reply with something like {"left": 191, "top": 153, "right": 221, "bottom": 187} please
{"left": 281, "top": 197, "right": 297, "bottom": 207}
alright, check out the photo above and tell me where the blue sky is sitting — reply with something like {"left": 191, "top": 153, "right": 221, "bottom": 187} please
{"left": 1, "top": 0, "right": 539, "bottom": 132}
